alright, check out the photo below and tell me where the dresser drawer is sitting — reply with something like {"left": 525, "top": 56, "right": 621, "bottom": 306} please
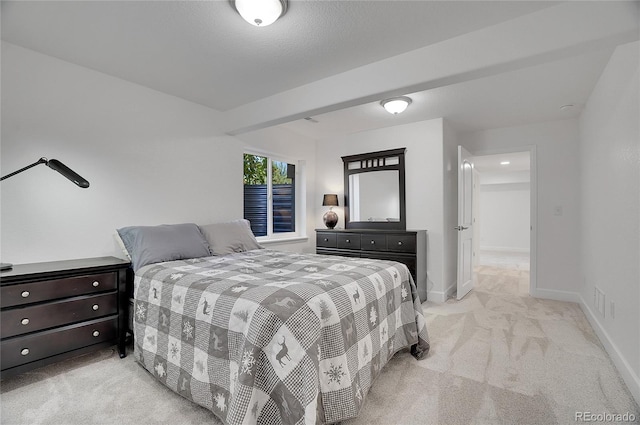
{"left": 360, "top": 234, "right": 387, "bottom": 251}
{"left": 2, "top": 293, "right": 118, "bottom": 338}
{"left": 337, "top": 233, "right": 361, "bottom": 249}
{"left": 1, "top": 272, "right": 117, "bottom": 308}
{"left": 317, "top": 248, "right": 361, "bottom": 258}
{"left": 1, "top": 316, "right": 117, "bottom": 371}
{"left": 316, "top": 232, "right": 337, "bottom": 248}
{"left": 387, "top": 234, "right": 416, "bottom": 253}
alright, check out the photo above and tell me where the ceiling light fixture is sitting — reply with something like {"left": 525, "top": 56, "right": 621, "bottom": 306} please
{"left": 231, "top": 0, "right": 287, "bottom": 27}
{"left": 500, "top": 161, "right": 510, "bottom": 165}
{"left": 380, "top": 96, "right": 412, "bottom": 114}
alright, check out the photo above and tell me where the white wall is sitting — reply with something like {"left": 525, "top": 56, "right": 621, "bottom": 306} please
{"left": 315, "top": 119, "right": 445, "bottom": 302}
{"left": 458, "top": 119, "right": 581, "bottom": 298}
{"left": 478, "top": 169, "right": 531, "bottom": 253}
{"left": 480, "top": 170, "right": 530, "bottom": 185}
{"left": 478, "top": 179, "right": 530, "bottom": 252}
{"left": 578, "top": 41, "right": 639, "bottom": 403}
{"left": 0, "top": 42, "right": 314, "bottom": 264}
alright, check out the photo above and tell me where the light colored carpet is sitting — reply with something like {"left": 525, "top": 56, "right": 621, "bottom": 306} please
{"left": 2, "top": 266, "right": 638, "bottom": 424}
{"left": 478, "top": 249, "right": 530, "bottom": 271}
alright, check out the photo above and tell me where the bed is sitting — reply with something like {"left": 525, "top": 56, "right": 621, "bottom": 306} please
{"left": 119, "top": 221, "right": 430, "bottom": 425}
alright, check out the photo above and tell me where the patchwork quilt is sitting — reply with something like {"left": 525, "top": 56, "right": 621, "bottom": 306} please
{"left": 133, "top": 249, "right": 430, "bottom": 425}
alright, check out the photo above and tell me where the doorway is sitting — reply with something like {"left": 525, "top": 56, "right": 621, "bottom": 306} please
{"left": 471, "top": 150, "right": 533, "bottom": 295}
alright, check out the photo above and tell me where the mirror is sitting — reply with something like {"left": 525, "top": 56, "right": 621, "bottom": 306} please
{"left": 343, "top": 148, "right": 406, "bottom": 230}
{"left": 349, "top": 171, "right": 400, "bottom": 222}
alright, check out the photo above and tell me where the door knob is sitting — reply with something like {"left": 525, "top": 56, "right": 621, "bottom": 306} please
{"left": 454, "top": 225, "right": 469, "bottom": 231}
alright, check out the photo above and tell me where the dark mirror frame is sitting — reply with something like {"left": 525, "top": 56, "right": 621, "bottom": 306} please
{"left": 342, "top": 147, "right": 406, "bottom": 230}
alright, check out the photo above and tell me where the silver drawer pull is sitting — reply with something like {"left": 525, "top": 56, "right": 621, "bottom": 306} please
{"left": 345, "top": 239, "right": 350, "bottom": 243}
{"left": 92, "top": 304, "right": 99, "bottom": 311}
{"left": 21, "top": 348, "right": 30, "bottom": 356}
{"left": 323, "top": 238, "right": 329, "bottom": 242}
{"left": 398, "top": 241, "right": 403, "bottom": 246}
{"left": 92, "top": 330, "right": 100, "bottom": 337}
{"left": 370, "top": 240, "right": 375, "bottom": 244}
{"left": 21, "top": 318, "right": 30, "bottom": 326}
{"left": 92, "top": 281, "right": 100, "bottom": 287}
{"left": 21, "top": 291, "right": 30, "bottom": 298}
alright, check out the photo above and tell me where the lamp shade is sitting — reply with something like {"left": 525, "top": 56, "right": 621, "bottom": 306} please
{"left": 46, "top": 159, "right": 90, "bottom": 188}
{"left": 0, "top": 157, "right": 89, "bottom": 188}
{"left": 381, "top": 96, "right": 412, "bottom": 114}
{"left": 322, "top": 194, "right": 339, "bottom": 207}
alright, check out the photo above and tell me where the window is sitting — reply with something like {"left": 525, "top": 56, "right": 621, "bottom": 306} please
{"left": 243, "top": 153, "right": 297, "bottom": 239}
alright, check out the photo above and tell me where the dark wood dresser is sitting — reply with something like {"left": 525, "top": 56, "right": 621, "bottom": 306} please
{"left": 316, "top": 229, "right": 427, "bottom": 301}
{"left": 0, "top": 256, "right": 130, "bottom": 378}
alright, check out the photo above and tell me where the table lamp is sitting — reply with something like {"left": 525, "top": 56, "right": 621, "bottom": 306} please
{"left": 322, "top": 194, "right": 339, "bottom": 229}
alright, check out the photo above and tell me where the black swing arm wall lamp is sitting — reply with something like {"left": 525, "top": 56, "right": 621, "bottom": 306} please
{"left": 1, "top": 157, "right": 90, "bottom": 188}
{"left": 0, "top": 157, "right": 90, "bottom": 271}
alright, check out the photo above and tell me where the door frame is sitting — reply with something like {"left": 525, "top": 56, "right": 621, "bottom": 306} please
{"left": 469, "top": 145, "right": 537, "bottom": 295}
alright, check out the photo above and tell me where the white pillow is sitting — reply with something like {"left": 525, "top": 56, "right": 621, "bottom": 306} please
{"left": 114, "top": 232, "right": 131, "bottom": 260}
{"left": 199, "top": 219, "right": 263, "bottom": 255}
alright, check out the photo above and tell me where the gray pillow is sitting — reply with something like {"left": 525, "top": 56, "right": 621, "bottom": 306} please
{"left": 199, "top": 219, "right": 263, "bottom": 255}
{"left": 116, "top": 223, "right": 211, "bottom": 271}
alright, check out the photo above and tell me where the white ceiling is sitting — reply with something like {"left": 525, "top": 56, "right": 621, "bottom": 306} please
{"left": 280, "top": 47, "right": 614, "bottom": 138}
{"left": 2, "top": 1, "right": 638, "bottom": 139}
{"left": 473, "top": 151, "right": 530, "bottom": 173}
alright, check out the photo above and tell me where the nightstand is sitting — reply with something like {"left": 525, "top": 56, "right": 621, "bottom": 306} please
{"left": 0, "top": 256, "right": 131, "bottom": 378}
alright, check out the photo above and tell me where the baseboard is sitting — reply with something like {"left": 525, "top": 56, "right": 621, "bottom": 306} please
{"left": 579, "top": 295, "right": 640, "bottom": 405}
{"left": 426, "top": 289, "right": 447, "bottom": 303}
{"left": 444, "top": 281, "right": 456, "bottom": 300}
{"left": 530, "top": 287, "right": 580, "bottom": 303}
{"left": 427, "top": 281, "right": 457, "bottom": 303}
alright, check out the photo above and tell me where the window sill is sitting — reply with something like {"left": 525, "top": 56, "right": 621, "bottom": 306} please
{"left": 258, "top": 236, "right": 309, "bottom": 246}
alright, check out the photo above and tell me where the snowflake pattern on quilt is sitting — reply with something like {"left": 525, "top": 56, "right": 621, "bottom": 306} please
{"left": 324, "top": 363, "right": 346, "bottom": 385}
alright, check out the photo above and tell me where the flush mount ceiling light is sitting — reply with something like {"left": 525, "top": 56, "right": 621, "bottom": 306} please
{"left": 380, "top": 96, "right": 412, "bottom": 114}
{"left": 231, "top": 0, "right": 287, "bottom": 27}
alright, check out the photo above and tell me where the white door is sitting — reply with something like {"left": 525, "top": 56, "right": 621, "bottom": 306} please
{"left": 457, "top": 146, "right": 474, "bottom": 300}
